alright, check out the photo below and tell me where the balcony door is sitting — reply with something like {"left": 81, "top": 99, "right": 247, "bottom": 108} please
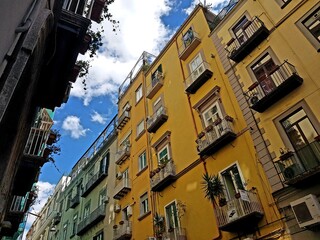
{"left": 221, "top": 164, "right": 244, "bottom": 200}
{"left": 233, "top": 16, "right": 250, "bottom": 45}
{"left": 190, "top": 53, "right": 202, "bottom": 80}
{"left": 281, "top": 108, "right": 320, "bottom": 169}
{"left": 251, "top": 53, "right": 277, "bottom": 95}
{"left": 165, "top": 201, "right": 179, "bottom": 231}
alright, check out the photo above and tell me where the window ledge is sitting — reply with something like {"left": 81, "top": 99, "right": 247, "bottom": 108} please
{"left": 138, "top": 210, "right": 151, "bottom": 221}
{"left": 135, "top": 129, "right": 146, "bottom": 141}
{"left": 136, "top": 166, "right": 148, "bottom": 176}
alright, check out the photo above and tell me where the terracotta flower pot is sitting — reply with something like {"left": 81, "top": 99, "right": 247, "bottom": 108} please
{"left": 90, "top": 0, "right": 106, "bottom": 23}
{"left": 79, "top": 34, "right": 92, "bottom": 55}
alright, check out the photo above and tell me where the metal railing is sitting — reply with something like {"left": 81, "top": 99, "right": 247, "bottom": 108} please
{"left": 225, "top": 17, "right": 266, "bottom": 54}
{"left": 162, "top": 227, "right": 187, "bottom": 240}
{"left": 10, "top": 195, "right": 27, "bottom": 213}
{"left": 146, "top": 72, "right": 164, "bottom": 98}
{"left": 114, "top": 178, "right": 131, "bottom": 197}
{"left": 115, "top": 146, "right": 131, "bottom": 164}
{"left": 209, "top": 0, "right": 239, "bottom": 31}
{"left": 184, "top": 61, "right": 212, "bottom": 89}
{"left": 178, "top": 31, "right": 201, "bottom": 55}
{"left": 196, "top": 118, "right": 235, "bottom": 152}
{"left": 77, "top": 205, "right": 105, "bottom": 233}
{"left": 275, "top": 141, "right": 320, "bottom": 182}
{"left": 215, "top": 191, "right": 264, "bottom": 226}
{"left": 245, "top": 61, "right": 300, "bottom": 103}
{"left": 147, "top": 106, "right": 168, "bottom": 129}
{"left": 150, "top": 160, "right": 176, "bottom": 188}
{"left": 62, "top": 0, "right": 88, "bottom": 16}
{"left": 113, "top": 221, "right": 132, "bottom": 240}
{"left": 84, "top": 168, "right": 107, "bottom": 192}
{"left": 24, "top": 109, "right": 53, "bottom": 157}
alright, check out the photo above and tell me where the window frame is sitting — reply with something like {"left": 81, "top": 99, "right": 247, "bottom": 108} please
{"left": 71, "top": 213, "right": 78, "bottom": 236}
{"left": 98, "top": 188, "right": 107, "bottom": 206}
{"left": 219, "top": 163, "right": 245, "bottom": 200}
{"left": 135, "top": 84, "right": 143, "bottom": 103}
{"left": 83, "top": 201, "right": 91, "bottom": 219}
{"left": 164, "top": 200, "right": 180, "bottom": 230}
{"left": 139, "top": 192, "right": 149, "bottom": 216}
{"left": 136, "top": 120, "right": 145, "bottom": 138}
{"left": 296, "top": 3, "right": 320, "bottom": 52}
{"left": 138, "top": 151, "right": 147, "bottom": 171}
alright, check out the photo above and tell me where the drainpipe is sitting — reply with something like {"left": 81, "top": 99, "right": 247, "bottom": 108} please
{"left": 174, "top": 25, "right": 222, "bottom": 240}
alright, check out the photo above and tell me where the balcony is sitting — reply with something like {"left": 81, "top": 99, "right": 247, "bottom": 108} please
{"left": 185, "top": 61, "right": 213, "bottom": 94}
{"left": 179, "top": 31, "right": 201, "bottom": 61}
{"left": 226, "top": 17, "right": 269, "bottom": 63}
{"left": 117, "top": 109, "right": 130, "bottom": 130}
{"left": 245, "top": 61, "right": 303, "bottom": 113}
{"left": 115, "top": 146, "right": 131, "bottom": 165}
{"left": 147, "top": 106, "right": 168, "bottom": 133}
{"left": 113, "top": 220, "right": 132, "bottom": 240}
{"left": 81, "top": 169, "right": 108, "bottom": 197}
{"left": 196, "top": 117, "right": 237, "bottom": 156}
{"left": 215, "top": 191, "right": 264, "bottom": 232}
{"left": 77, "top": 205, "right": 106, "bottom": 235}
{"left": 113, "top": 178, "right": 131, "bottom": 200}
{"left": 275, "top": 140, "right": 320, "bottom": 186}
{"left": 163, "top": 227, "right": 187, "bottom": 240}
{"left": 53, "top": 212, "right": 62, "bottom": 225}
{"left": 70, "top": 194, "right": 80, "bottom": 209}
{"left": 150, "top": 160, "right": 176, "bottom": 192}
{"left": 146, "top": 72, "right": 164, "bottom": 99}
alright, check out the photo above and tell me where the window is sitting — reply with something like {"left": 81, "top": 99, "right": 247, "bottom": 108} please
{"left": 151, "top": 65, "right": 163, "bottom": 87}
{"left": 87, "top": 167, "right": 94, "bottom": 183}
{"left": 123, "top": 101, "right": 131, "bottom": 111}
{"left": 83, "top": 202, "right": 90, "bottom": 219}
{"left": 232, "top": 16, "right": 249, "bottom": 44}
{"left": 66, "top": 193, "right": 71, "bottom": 210}
{"left": 122, "top": 168, "right": 129, "bottom": 179}
{"left": 71, "top": 213, "right": 77, "bottom": 236}
{"left": 202, "top": 102, "right": 223, "bottom": 127}
{"left": 153, "top": 96, "right": 164, "bottom": 116}
{"left": 165, "top": 201, "right": 179, "bottom": 230}
{"left": 275, "top": 0, "right": 292, "bottom": 8}
{"left": 251, "top": 53, "right": 277, "bottom": 95}
{"left": 138, "top": 151, "right": 147, "bottom": 171}
{"left": 183, "top": 27, "right": 194, "bottom": 47}
{"left": 93, "top": 232, "right": 104, "bottom": 240}
{"left": 140, "top": 193, "right": 149, "bottom": 216}
{"left": 120, "top": 132, "right": 131, "bottom": 149}
{"left": 100, "top": 152, "right": 110, "bottom": 173}
{"left": 62, "top": 222, "right": 68, "bottom": 240}
{"left": 220, "top": 164, "right": 244, "bottom": 200}
{"left": 98, "top": 189, "right": 107, "bottom": 206}
{"left": 296, "top": 3, "right": 320, "bottom": 51}
{"left": 135, "top": 84, "right": 143, "bottom": 103}
{"left": 158, "top": 145, "right": 170, "bottom": 164}
{"left": 136, "top": 120, "right": 145, "bottom": 137}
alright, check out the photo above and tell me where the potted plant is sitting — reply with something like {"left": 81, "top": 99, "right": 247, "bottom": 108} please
{"left": 198, "top": 131, "right": 205, "bottom": 139}
{"left": 119, "top": 220, "right": 124, "bottom": 225}
{"left": 154, "top": 212, "right": 165, "bottom": 239}
{"left": 213, "top": 117, "right": 222, "bottom": 126}
{"left": 225, "top": 115, "right": 233, "bottom": 122}
{"left": 201, "top": 173, "right": 226, "bottom": 207}
{"left": 205, "top": 125, "right": 213, "bottom": 132}
{"left": 79, "top": 34, "right": 92, "bottom": 55}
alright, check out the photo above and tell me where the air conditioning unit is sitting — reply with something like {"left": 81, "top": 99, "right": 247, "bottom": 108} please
{"left": 147, "top": 237, "right": 157, "bottom": 240}
{"left": 127, "top": 205, "right": 133, "bottom": 217}
{"left": 116, "top": 172, "right": 122, "bottom": 180}
{"left": 290, "top": 194, "right": 320, "bottom": 228}
{"left": 249, "top": 93, "right": 262, "bottom": 105}
{"left": 104, "top": 196, "right": 110, "bottom": 204}
{"left": 114, "top": 204, "right": 121, "bottom": 213}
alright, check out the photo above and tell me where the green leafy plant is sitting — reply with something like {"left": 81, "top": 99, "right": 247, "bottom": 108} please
{"left": 201, "top": 173, "right": 226, "bottom": 206}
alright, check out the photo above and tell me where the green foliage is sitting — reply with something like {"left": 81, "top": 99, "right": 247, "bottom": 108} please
{"left": 201, "top": 173, "right": 225, "bottom": 205}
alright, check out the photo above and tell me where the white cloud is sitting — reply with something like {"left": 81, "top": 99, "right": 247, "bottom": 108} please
{"left": 22, "top": 181, "right": 56, "bottom": 240}
{"left": 91, "top": 110, "right": 108, "bottom": 124}
{"left": 70, "top": 0, "right": 174, "bottom": 106}
{"left": 62, "top": 116, "right": 89, "bottom": 139}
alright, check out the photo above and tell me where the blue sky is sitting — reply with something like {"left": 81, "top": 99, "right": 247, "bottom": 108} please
{"left": 24, "top": 0, "right": 227, "bottom": 238}
{"left": 40, "top": 0, "right": 227, "bottom": 185}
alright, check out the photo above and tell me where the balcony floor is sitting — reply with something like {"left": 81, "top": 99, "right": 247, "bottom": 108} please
{"left": 284, "top": 165, "right": 320, "bottom": 187}
{"left": 147, "top": 114, "right": 168, "bottom": 133}
{"left": 251, "top": 74, "right": 303, "bottom": 113}
{"left": 151, "top": 175, "right": 177, "bottom": 192}
{"left": 199, "top": 131, "right": 237, "bottom": 157}
{"left": 185, "top": 69, "right": 213, "bottom": 94}
{"left": 229, "top": 26, "right": 269, "bottom": 63}
{"left": 219, "top": 211, "right": 264, "bottom": 232}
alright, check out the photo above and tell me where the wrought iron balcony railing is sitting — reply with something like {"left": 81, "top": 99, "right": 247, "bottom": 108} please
{"left": 117, "top": 109, "right": 131, "bottom": 130}
{"left": 115, "top": 146, "right": 131, "bottom": 165}
{"left": 70, "top": 193, "right": 80, "bottom": 208}
{"left": 275, "top": 140, "right": 320, "bottom": 185}
{"left": 150, "top": 160, "right": 176, "bottom": 192}
{"left": 82, "top": 168, "right": 108, "bottom": 197}
{"left": 245, "top": 61, "right": 303, "bottom": 112}
{"left": 77, "top": 205, "right": 106, "bottom": 235}
{"left": 113, "top": 220, "right": 132, "bottom": 240}
{"left": 146, "top": 72, "right": 164, "bottom": 99}
{"left": 215, "top": 190, "right": 264, "bottom": 232}
{"left": 196, "top": 117, "right": 236, "bottom": 156}
{"left": 147, "top": 106, "right": 168, "bottom": 133}
{"left": 185, "top": 61, "right": 213, "bottom": 94}
{"left": 113, "top": 178, "right": 132, "bottom": 200}
{"left": 178, "top": 31, "right": 201, "bottom": 61}
{"left": 225, "top": 16, "right": 269, "bottom": 62}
